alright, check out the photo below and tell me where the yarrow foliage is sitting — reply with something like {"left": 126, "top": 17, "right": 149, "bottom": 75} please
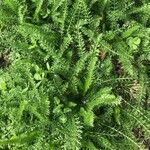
{"left": 0, "top": 0, "right": 150, "bottom": 149}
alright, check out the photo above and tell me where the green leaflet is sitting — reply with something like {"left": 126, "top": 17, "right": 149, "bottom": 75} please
{"left": 17, "top": 100, "right": 28, "bottom": 120}
{"left": 122, "top": 25, "right": 140, "bottom": 38}
{"left": 113, "top": 106, "right": 121, "bottom": 125}
{"left": 127, "top": 37, "right": 141, "bottom": 50}
{"left": 0, "top": 79, "right": 7, "bottom": 91}
{"left": 84, "top": 140, "right": 97, "bottom": 150}
{"left": 80, "top": 108, "right": 94, "bottom": 127}
{"left": 33, "top": 0, "right": 44, "bottom": 21}
{"left": 34, "top": 73, "right": 42, "bottom": 80}
{"left": 83, "top": 54, "right": 97, "bottom": 94}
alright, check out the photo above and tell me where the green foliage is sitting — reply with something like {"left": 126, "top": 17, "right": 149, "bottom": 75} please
{"left": 80, "top": 87, "right": 121, "bottom": 127}
{"left": 0, "top": 0, "right": 150, "bottom": 149}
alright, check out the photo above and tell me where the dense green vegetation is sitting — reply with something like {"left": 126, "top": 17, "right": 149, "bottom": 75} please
{"left": 0, "top": 0, "right": 150, "bottom": 149}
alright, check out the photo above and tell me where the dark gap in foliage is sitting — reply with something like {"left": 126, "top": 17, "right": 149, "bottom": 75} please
{"left": 0, "top": 52, "right": 10, "bottom": 69}
{"left": 133, "top": 126, "right": 145, "bottom": 141}
{"left": 133, "top": 126, "right": 150, "bottom": 149}
{"left": 130, "top": 13, "right": 142, "bottom": 23}
{"left": 94, "top": 106, "right": 105, "bottom": 116}
{"left": 134, "top": 0, "right": 143, "bottom": 7}
{"left": 112, "top": 57, "right": 124, "bottom": 77}
{"left": 117, "top": 20, "right": 126, "bottom": 28}
{"left": 143, "top": 91, "right": 150, "bottom": 110}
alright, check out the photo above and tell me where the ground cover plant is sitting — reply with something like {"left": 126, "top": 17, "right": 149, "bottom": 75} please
{"left": 0, "top": 0, "right": 150, "bottom": 149}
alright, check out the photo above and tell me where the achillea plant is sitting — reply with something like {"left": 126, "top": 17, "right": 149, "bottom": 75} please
{"left": 0, "top": 0, "right": 150, "bottom": 149}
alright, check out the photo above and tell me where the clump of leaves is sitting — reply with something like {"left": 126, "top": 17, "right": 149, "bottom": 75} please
{"left": 0, "top": 0, "right": 150, "bottom": 149}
